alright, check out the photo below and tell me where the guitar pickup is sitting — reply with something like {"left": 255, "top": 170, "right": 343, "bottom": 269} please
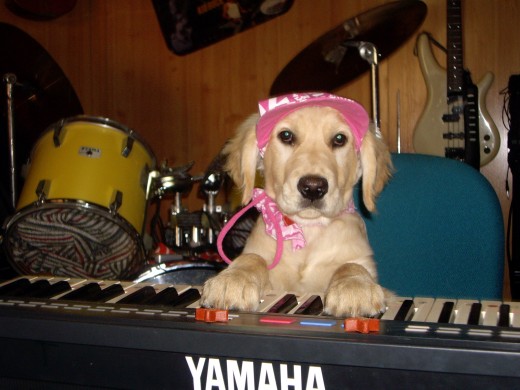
{"left": 442, "top": 113, "right": 461, "bottom": 122}
{"left": 443, "top": 132, "right": 464, "bottom": 140}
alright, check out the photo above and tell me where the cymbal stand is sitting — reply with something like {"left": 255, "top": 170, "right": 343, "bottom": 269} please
{"left": 343, "top": 41, "right": 382, "bottom": 138}
{"left": 4, "top": 73, "right": 17, "bottom": 209}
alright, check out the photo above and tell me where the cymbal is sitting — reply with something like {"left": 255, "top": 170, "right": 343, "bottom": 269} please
{"left": 0, "top": 22, "right": 83, "bottom": 213}
{"left": 270, "top": 0, "right": 427, "bottom": 95}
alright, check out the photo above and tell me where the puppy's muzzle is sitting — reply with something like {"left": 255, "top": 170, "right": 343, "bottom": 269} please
{"left": 297, "top": 175, "right": 328, "bottom": 201}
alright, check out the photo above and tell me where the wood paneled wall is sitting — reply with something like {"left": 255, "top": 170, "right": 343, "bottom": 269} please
{"left": 1, "top": 0, "right": 519, "bottom": 297}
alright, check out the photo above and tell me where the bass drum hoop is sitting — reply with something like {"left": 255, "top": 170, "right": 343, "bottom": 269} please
{"left": 135, "top": 259, "right": 225, "bottom": 286}
{"left": 3, "top": 199, "right": 145, "bottom": 280}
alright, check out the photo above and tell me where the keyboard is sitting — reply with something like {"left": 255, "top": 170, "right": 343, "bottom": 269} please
{"left": 0, "top": 275, "right": 519, "bottom": 389}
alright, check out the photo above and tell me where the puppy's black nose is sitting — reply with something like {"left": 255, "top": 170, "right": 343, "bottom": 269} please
{"left": 297, "top": 175, "right": 328, "bottom": 201}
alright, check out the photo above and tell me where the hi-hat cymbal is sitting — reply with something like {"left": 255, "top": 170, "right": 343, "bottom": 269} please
{"left": 0, "top": 22, "right": 83, "bottom": 214}
{"left": 270, "top": 0, "right": 427, "bottom": 95}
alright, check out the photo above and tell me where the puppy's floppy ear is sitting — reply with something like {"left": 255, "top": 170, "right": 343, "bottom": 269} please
{"left": 222, "top": 113, "right": 262, "bottom": 205}
{"left": 359, "top": 125, "right": 393, "bottom": 212}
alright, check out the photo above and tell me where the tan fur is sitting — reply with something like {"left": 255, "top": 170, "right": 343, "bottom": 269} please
{"left": 201, "top": 106, "right": 393, "bottom": 317}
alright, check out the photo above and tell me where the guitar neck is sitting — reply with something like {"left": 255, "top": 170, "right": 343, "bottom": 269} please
{"left": 447, "top": 0, "right": 464, "bottom": 97}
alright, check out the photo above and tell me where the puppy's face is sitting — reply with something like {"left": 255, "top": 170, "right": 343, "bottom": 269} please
{"left": 262, "top": 106, "right": 360, "bottom": 220}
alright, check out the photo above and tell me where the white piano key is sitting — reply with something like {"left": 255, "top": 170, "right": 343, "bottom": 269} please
{"left": 481, "top": 300, "right": 502, "bottom": 327}
{"left": 507, "top": 302, "right": 520, "bottom": 328}
{"left": 453, "top": 299, "right": 479, "bottom": 325}
{"left": 425, "top": 299, "right": 455, "bottom": 323}
{"left": 289, "top": 293, "right": 324, "bottom": 315}
{"left": 409, "top": 297, "right": 435, "bottom": 322}
{"left": 380, "top": 297, "right": 412, "bottom": 320}
{"left": 257, "top": 290, "right": 289, "bottom": 312}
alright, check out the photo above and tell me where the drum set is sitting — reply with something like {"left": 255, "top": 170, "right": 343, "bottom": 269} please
{"left": 1, "top": 114, "right": 241, "bottom": 284}
{"left": 1, "top": 0, "right": 428, "bottom": 284}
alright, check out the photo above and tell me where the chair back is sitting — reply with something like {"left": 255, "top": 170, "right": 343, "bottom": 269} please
{"left": 356, "top": 153, "right": 504, "bottom": 299}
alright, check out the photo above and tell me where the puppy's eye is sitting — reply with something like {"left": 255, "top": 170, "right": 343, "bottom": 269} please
{"left": 278, "top": 129, "right": 295, "bottom": 145}
{"left": 332, "top": 133, "right": 348, "bottom": 148}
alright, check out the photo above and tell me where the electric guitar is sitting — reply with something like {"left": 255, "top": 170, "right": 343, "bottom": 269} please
{"left": 413, "top": 0, "right": 499, "bottom": 168}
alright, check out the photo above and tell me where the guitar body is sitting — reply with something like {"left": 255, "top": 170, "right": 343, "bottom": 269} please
{"left": 413, "top": 33, "right": 500, "bottom": 166}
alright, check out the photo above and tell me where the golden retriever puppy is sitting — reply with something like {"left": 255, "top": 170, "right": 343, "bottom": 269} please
{"left": 201, "top": 92, "right": 393, "bottom": 317}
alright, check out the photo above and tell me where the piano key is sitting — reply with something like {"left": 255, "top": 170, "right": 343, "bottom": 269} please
{"left": 170, "top": 288, "right": 201, "bottom": 308}
{"left": 31, "top": 280, "right": 72, "bottom": 298}
{"left": 438, "top": 301, "right": 455, "bottom": 323}
{"left": 59, "top": 282, "right": 102, "bottom": 301}
{"left": 453, "top": 300, "right": 479, "bottom": 325}
{"left": 146, "top": 287, "right": 179, "bottom": 305}
{"left": 293, "top": 295, "right": 324, "bottom": 315}
{"left": 0, "top": 278, "right": 32, "bottom": 296}
{"left": 117, "top": 286, "right": 157, "bottom": 304}
{"left": 258, "top": 291, "right": 289, "bottom": 312}
{"left": 425, "top": 299, "right": 455, "bottom": 323}
{"left": 94, "top": 284, "right": 126, "bottom": 302}
{"left": 409, "top": 297, "right": 435, "bottom": 322}
{"left": 393, "top": 299, "right": 414, "bottom": 321}
{"left": 481, "top": 301, "right": 503, "bottom": 327}
{"left": 508, "top": 302, "right": 520, "bottom": 328}
{"left": 380, "top": 297, "right": 412, "bottom": 320}
{"left": 498, "top": 304, "right": 510, "bottom": 327}
{"left": 467, "top": 303, "right": 482, "bottom": 325}
{"left": 267, "top": 294, "right": 298, "bottom": 314}
{"left": 11, "top": 279, "right": 51, "bottom": 297}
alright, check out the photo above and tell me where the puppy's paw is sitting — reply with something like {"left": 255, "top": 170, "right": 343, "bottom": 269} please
{"left": 200, "top": 262, "right": 267, "bottom": 311}
{"left": 324, "top": 275, "right": 386, "bottom": 318}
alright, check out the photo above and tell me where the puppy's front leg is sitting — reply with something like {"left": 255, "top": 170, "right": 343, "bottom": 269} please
{"left": 324, "top": 263, "right": 386, "bottom": 317}
{"left": 200, "top": 254, "right": 269, "bottom": 311}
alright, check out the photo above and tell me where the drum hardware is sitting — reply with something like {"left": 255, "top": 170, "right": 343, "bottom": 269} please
{"left": 0, "top": 23, "right": 83, "bottom": 216}
{"left": 53, "top": 119, "right": 66, "bottom": 147}
{"left": 269, "top": 1, "right": 427, "bottom": 95}
{"left": 4, "top": 73, "right": 17, "bottom": 209}
{"left": 2, "top": 116, "right": 156, "bottom": 280}
{"left": 35, "top": 179, "right": 49, "bottom": 206}
{"left": 109, "top": 190, "right": 123, "bottom": 216}
{"left": 122, "top": 136, "right": 134, "bottom": 158}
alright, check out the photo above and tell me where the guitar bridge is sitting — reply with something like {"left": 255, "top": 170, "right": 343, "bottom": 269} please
{"left": 445, "top": 147, "right": 465, "bottom": 160}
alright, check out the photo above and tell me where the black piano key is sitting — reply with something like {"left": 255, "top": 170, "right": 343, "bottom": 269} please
{"left": 467, "top": 303, "right": 482, "bottom": 325}
{"left": 0, "top": 278, "right": 32, "bottom": 296}
{"left": 294, "top": 295, "right": 324, "bottom": 315}
{"left": 267, "top": 294, "right": 298, "bottom": 313}
{"left": 438, "top": 301, "right": 455, "bottom": 323}
{"left": 59, "top": 283, "right": 102, "bottom": 301}
{"left": 117, "top": 286, "right": 157, "bottom": 304}
{"left": 13, "top": 279, "right": 51, "bottom": 297}
{"left": 393, "top": 299, "right": 414, "bottom": 321}
{"left": 170, "top": 288, "right": 201, "bottom": 308}
{"left": 95, "top": 284, "right": 126, "bottom": 302}
{"left": 145, "top": 287, "right": 179, "bottom": 305}
{"left": 498, "top": 304, "right": 511, "bottom": 327}
{"left": 31, "top": 280, "right": 71, "bottom": 298}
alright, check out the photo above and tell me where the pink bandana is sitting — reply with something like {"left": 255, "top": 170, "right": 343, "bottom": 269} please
{"left": 217, "top": 189, "right": 357, "bottom": 270}
{"left": 217, "top": 189, "right": 303, "bottom": 270}
{"left": 256, "top": 92, "right": 369, "bottom": 155}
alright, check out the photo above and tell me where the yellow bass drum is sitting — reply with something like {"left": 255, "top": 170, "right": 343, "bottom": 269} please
{"left": 3, "top": 116, "right": 156, "bottom": 280}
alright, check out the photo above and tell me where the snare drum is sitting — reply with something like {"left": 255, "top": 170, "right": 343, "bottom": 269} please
{"left": 3, "top": 116, "right": 156, "bottom": 280}
{"left": 135, "top": 255, "right": 225, "bottom": 285}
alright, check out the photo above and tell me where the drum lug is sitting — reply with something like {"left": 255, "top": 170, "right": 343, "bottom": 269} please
{"left": 53, "top": 119, "right": 66, "bottom": 147}
{"left": 110, "top": 190, "right": 123, "bottom": 215}
{"left": 145, "top": 169, "right": 161, "bottom": 200}
{"left": 35, "top": 180, "right": 49, "bottom": 206}
{"left": 122, "top": 136, "right": 134, "bottom": 157}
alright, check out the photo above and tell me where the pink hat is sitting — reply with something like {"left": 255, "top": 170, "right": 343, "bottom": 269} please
{"left": 256, "top": 92, "right": 369, "bottom": 154}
